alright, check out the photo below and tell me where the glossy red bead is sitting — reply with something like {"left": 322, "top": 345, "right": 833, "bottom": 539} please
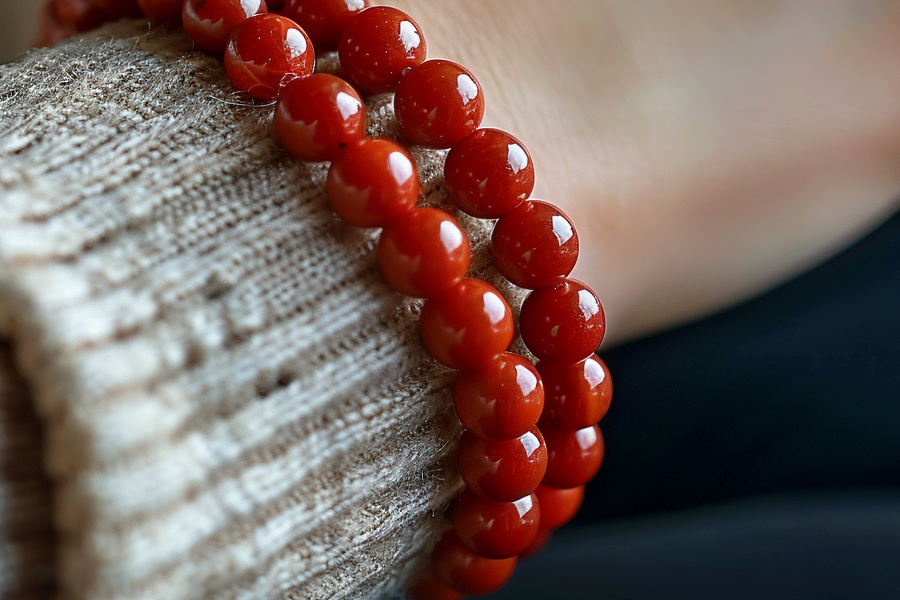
{"left": 445, "top": 129, "right": 535, "bottom": 219}
{"left": 274, "top": 73, "right": 365, "bottom": 162}
{"left": 94, "top": 0, "right": 143, "bottom": 17}
{"left": 451, "top": 490, "right": 540, "bottom": 559}
{"left": 538, "top": 355, "right": 612, "bottom": 429}
{"left": 519, "top": 278, "right": 606, "bottom": 362}
{"left": 407, "top": 569, "right": 464, "bottom": 600}
{"left": 137, "top": 0, "right": 184, "bottom": 23}
{"left": 52, "top": 0, "right": 107, "bottom": 32}
{"left": 453, "top": 352, "right": 544, "bottom": 440}
{"left": 280, "top": 0, "right": 369, "bottom": 51}
{"left": 326, "top": 139, "right": 419, "bottom": 227}
{"left": 433, "top": 533, "right": 518, "bottom": 596}
{"left": 224, "top": 13, "right": 314, "bottom": 100}
{"left": 338, "top": 6, "right": 426, "bottom": 94}
{"left": 183, "top": 0, "right": 267, "bottom": 55}
{"left": 377, "top": 208, "right": 470, "bottom": 298}
{"left": 492, "top": 201, "right": 580, "bottom": 290}
{"left": 522, "top": 527, "right": 553, "bottom": 558}
{"left": 394, "top": 60, "right": 485, "bottom": 149}
{"left": 457, "top": 428, "right": 547, "bottom": 502}
{"left": 542, "top": 425, "right": 605, "bottom": 489}
{"left": 534, "top": 485, "right": 585, "bottom": 529}
{"left": 419, "top": 279, "right": 514, "bottom": 372}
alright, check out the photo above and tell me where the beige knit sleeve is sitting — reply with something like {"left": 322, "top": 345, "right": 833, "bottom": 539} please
{"left": 0, "top": 21, "right": 525, "bottom": 600}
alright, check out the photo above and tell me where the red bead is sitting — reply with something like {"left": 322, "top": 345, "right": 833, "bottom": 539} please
{"left": 538, "top": 355, "right": 612, "bottom": 429}
{"left": 274, "top": 73, "right": 365, "bottom": 162}
{"left": 137, "top": 0, "right": 184, "bottom": 23}
{"left": 520, "top": 526, "right": 552, "bottom": 558}
{"left": 394, "top": 60, "right": 485, "bottom": 149}
{"left": 534, "top": 485, "right": 584, "bottom": 529}
{"left": 519, "top": 279, "right": 606, "bottom": 362}
{"left": 407, "top": 569, "right": 464, "bottom": 600}
{"left": 433, "top": 533, "right": 517, "bottom": 596}
{"left": 183, "top": 0, "right": 267, "bottom": 55}
{"left": 325, "top": 139, "right": 419, "bottom": 227}
{"left": 338, "top": 6, "right": 426, "bottom": 94}
{"left": 419, "top": 279, "right": 514, "bottom": 372}
{"left": 94, "top": 0, "right": 143, "bottom": 17}
{"left": 377, "top": 208, "right": 470, "bottom": 298}
{"left": 451, "top": 490, "right": 540, "bottom": 559}
{"left": 492, "top": 201, "right": 580, "bottom": 290}
{"left": 280, "top": 0, "right": 369, "bottom": 51}
{"left": 224, "top": 13, "right": 314, "bottom": 100}
{"left": 445, "top": 129, "right": 535, "bottom": 219}
{"left": 457, "top": 428, "right": 547, "bottom": 502}
{"left": 52, "top": 0, "right": 108, "bottom": 32}
{"left": 453, "top": 352, "right": 544, "bottom": 440}
{"left": 542, "top": 425, "right": 605, "bottom": 489}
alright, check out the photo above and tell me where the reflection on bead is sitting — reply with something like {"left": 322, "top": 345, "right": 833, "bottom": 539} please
{"left": 377, "top": 208, "right": 471, "bottom": 298}
{"left": 538, "top": 355, "right": 612, "bottom": 429}
{"left": 457, "top": 429, "right": 547, "bottom": 502}
{"left": 183, "top": 0, "right": 267, "bottom": 55}
{"left": 338, "top": 6, "right": 427, "bottom": 94}
{"left": 137, "top": 0, "right": 183, "bottom": 22}
{"left": 451, "top": 490, "right": 540, "bottom": 559}
{"left": 445, "top": 128, "right": 534, "bottom": 219}
{"left": 394, "top": 59, "right": 485, "bottom": 148}
{"left": 225, "top": 14, "right": 314, "bottom": 100}
{"left": 542, "top": 425, "right": 605, "bottom": 489}
{"left": 492, "top": 201, "right": 580, "bottom": 290}
{"left": 419, "top": 279, "right": 514, "bottom": 372}
{"left": 433, "top": 533, "right": 518, "bottom": 596}
{"left": 453, "top": 353, "right": 544, "bottom": 440}
{"left": 407, "top": 568, "right": 464, "bottom": 600}
{"left": 326, "top": 139, "right": 419, "bottom": 227}
{"left": 275, "top": 74, "right": 365, "bottom": 162}
{"left": 534, "top": 485, "right": 584, "bottom": 529}
{"left": 280, "top": 0, "right": 369, "bottom": 51}
{"left": 520, "top": 279, "right": 606, "bottom": 362}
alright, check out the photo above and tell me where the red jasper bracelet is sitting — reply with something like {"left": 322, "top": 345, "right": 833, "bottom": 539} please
{"left": 37, "top": 1, "right": 614, "bottom": 597}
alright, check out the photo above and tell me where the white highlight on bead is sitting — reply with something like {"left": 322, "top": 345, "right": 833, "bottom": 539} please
{"left": 507, "top": 143, "right": 528, "bottom": 174}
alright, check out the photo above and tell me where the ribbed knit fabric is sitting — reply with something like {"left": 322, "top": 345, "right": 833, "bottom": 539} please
{"left": 0, "top": 21, "right": 526, "bottom": 600}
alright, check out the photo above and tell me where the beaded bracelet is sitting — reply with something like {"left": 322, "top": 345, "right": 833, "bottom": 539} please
{"left": 37, "top": 1, "right": 614, "bottom": 597}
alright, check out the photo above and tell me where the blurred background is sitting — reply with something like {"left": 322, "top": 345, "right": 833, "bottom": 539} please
{"left": 0, "top": 0, "right": 41, "bottom": 62}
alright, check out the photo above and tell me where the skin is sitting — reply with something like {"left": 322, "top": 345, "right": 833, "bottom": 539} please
{"left": 390, "top": 0, "right": 900, "bottom": 345}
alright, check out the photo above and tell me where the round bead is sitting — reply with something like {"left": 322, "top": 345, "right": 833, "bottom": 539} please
{"left": 280, "top": 0, "right": 369, "bottom": 51}
{"left": 492, "top": 201, "right": 580, "bottom": 289}
{"left": 52, "top": 0, "right": 108, "bottom": 32}
{"left": 538, "top": 355, "right": 612, "bottom": 429}
{"left": 274, "top": 74, "right": 365, "bottom": 162}
{"left": 407, "top": 569, "right": 464, "bottom": 600}
{"left": 453, "top": 352, "right": 544, "bottom": 440}
{"left": 325, "top": 139, "right": 419, "bottom": 227}
{"left": 451, "top": 491, "right": 540, "bottom": 559}
{"left": 433, "top": 533, "right": 517, "bottom": 596}
{"left": 137, "top": 0, "right": 183, "bottom": 22}
{"left": 457, "top": 428, "right": 548, "bottom": 502}
{"left": 183, "top": 0, "right": 267, "bottom": 55}
{"left": 394, "top": 59, "right": 485, "bottom": 148}
{"left": 520, "top": 526, "right": 552, "bottom": 558}
{"left": 534, "top": 485, "right": 584, "bottom": 529}
{"left": 94, "top": 0, "right": 143, "bottom": 17}
{"left": 445, "top": 129, "right": 535, "bottom": 219}
{"left": 338, "top": 6, "right": 426, "bottom": 94}
{"left": 419, "top": 279, "right": 514, "bottom": 372}
{"left": 377, "top": 208, "right": 470, "bottom": 298}
{"left": 224, "top": 14, "right": 314, "bottom": 101}
{"left": 542, "top": 425, "right": 605, "bottom": 489}
{"left": 519, "top": 279, "right": 606, "bottom": 362}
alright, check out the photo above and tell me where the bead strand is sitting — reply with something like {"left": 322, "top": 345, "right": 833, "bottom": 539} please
{"left": 37, "top": 2, "right": 614, "bottom": 598}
